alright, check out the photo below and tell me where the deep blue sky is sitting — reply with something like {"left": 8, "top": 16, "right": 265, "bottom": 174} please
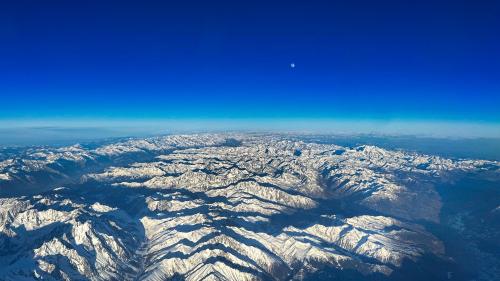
{"left": 1, "top": 0, "right": 499, "bottom": 122}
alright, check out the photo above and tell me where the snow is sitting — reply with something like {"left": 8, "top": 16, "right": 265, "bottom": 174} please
{"left": 0, "top": 133, "right": 497, "bottom": 280}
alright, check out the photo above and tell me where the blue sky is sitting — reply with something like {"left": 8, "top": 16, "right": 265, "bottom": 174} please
{"left": 1, "top": 0, "right": 499, "bottom": 126}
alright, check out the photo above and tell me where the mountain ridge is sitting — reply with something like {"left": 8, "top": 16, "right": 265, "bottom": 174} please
{"left": 0, "top": 133, "right": 498, "bottom": 280}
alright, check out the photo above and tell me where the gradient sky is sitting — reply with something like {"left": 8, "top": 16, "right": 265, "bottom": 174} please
{"left": 1, "top": 0, "right": 499, "bottom": 122}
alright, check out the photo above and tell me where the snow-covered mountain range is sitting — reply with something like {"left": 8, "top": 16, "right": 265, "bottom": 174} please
{"left": 0, "top": 134, "right": 498, "bottom": 280}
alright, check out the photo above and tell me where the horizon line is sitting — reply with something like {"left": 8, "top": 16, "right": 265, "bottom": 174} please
{"left": 0, "top": 118, "right": 499, "bottom": 139}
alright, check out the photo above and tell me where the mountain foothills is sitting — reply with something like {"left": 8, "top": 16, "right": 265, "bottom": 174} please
{"left": 0, "top": 134, "right": 498, "bottom": 281}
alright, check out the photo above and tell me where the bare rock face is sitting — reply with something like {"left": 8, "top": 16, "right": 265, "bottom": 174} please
{"left": 0, "top": 134, "right": 497, "bottom": 280}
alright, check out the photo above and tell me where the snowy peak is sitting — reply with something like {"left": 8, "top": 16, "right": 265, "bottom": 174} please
{"left": 0, "top": 134, "right": 498, "bottom": 280}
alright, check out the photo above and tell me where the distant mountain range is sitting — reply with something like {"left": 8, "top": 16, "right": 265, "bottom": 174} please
{"left": 0, "top": 134, "right": 498, "bottom": 281}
